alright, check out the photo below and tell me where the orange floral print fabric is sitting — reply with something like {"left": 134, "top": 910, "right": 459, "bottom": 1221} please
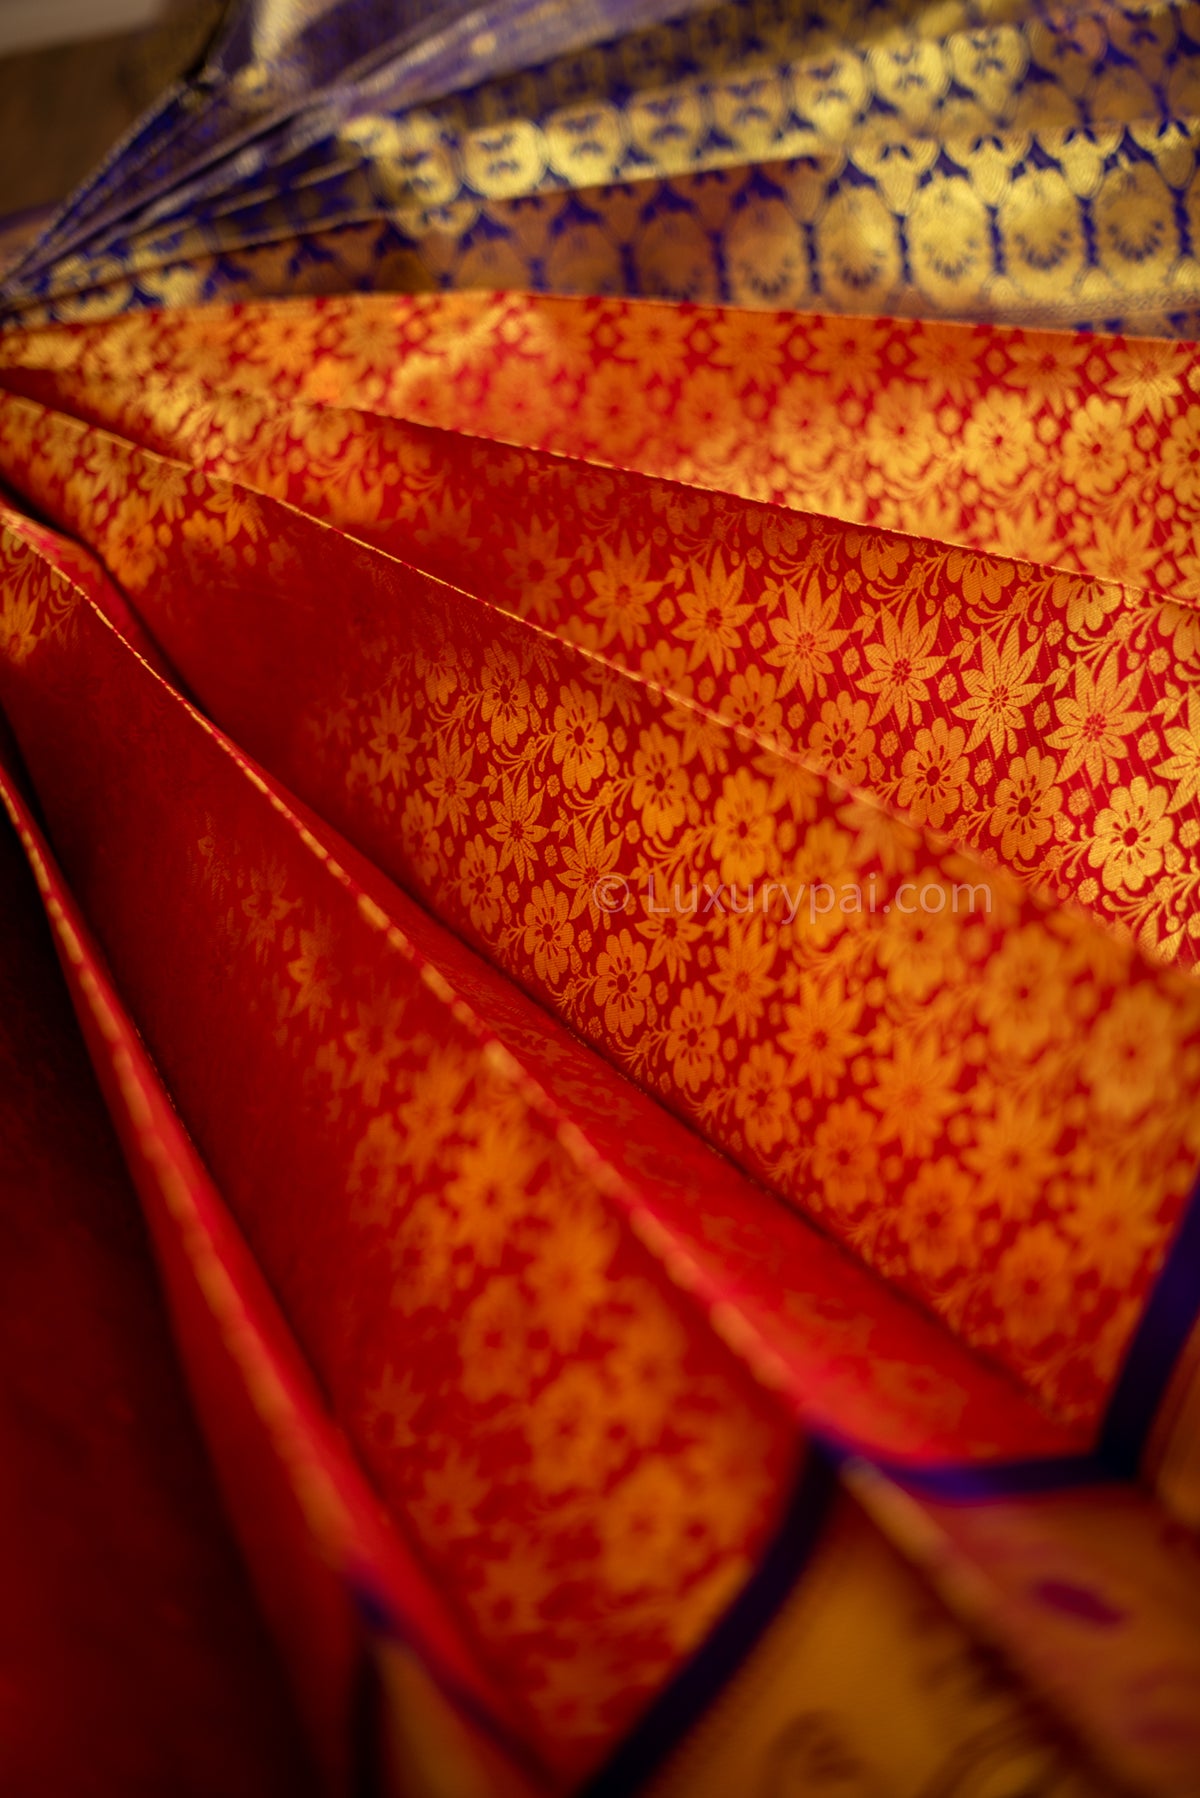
{"left": 1, "top": 390, "right": 1198, "bottom": 1431}
{"left": 3, "top": 292, "right": 1196, "bottom": 600}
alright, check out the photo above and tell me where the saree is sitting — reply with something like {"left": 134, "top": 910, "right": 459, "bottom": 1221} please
{"left": 1, "top": 3, "right": 1200, "bottom": 1795}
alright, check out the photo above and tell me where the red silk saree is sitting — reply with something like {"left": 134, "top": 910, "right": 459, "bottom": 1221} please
{"left": 2, "top": 3, "right": 1200, "bottom": 1794}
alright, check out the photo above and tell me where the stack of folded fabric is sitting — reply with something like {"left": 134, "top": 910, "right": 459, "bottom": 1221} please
{"left": 1, "top": 3, "right": 1199, "bottom": 1795}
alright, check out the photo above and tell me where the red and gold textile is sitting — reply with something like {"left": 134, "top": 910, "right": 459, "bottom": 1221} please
{"left": 1, "top": 290, "right": 1200, "bottom": 1795}
{"left": 0, "top": 758, "right": 311, "bottom": 1795}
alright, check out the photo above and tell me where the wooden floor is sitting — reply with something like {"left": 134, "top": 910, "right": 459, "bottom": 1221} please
{"left": 0, "top": 1, "right": 222, "bottom": 218}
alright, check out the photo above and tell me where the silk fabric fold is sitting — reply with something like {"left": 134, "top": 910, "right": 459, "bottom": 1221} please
{"left": 2, "top": 290, "right": 1200, "bottom": 1794}
{"left": 4, "top": 0, "right": 1199, "bottom": 333}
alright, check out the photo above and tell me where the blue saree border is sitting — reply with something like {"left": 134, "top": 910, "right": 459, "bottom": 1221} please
{"left": 590, "top": 1169, "right": 1200, "bottom": 1789}
{"left": 580, "top": 1449, "right": 837, "bottom": 1798}
{"left": 864, "top": 1166, "right": 1200, "bottom": 1503}
{"left": 1100, "top": 1165, "right": 1200, "bottom": 1477}
{"left": 349, "top": 1573, "right": 553, "bottom": 1790}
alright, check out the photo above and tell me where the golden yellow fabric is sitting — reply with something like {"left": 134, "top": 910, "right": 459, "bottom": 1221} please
{"left": 645, "top": 1489, "right": 1108, "bottom": 1798}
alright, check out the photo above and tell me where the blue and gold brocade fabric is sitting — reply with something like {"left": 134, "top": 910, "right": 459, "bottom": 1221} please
{"left": 2, "top": 0, "right": 1199, "bottom": 332}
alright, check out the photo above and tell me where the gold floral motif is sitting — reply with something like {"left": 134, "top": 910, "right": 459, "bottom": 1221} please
{"left": 6, "top": 0, "right": 1199, "bottom": 335}
{"left": 0, "top": 518, "right": 798, "bottom": 1778}
{"left": 6, "top": 380, "right": 1200, "bottom": 1429}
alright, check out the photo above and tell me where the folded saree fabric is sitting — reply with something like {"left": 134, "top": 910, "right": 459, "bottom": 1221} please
{"left": 4, "top": 295, "right": 1200, "bottom": 961}
{"left": 0, "top": 762, "right": 312, "bottom": 1796}
{"left": 0, "top": 0, "right": 720, "bottom": 307}
{"left": 2, "top": 289, "right": 1200, "bottom": 1795}
{"left": 3, "top": 0, "right": 1199, "bottom": 332}
{"left": 3, "top": 0, "right": 1200, "bottom": 1790}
